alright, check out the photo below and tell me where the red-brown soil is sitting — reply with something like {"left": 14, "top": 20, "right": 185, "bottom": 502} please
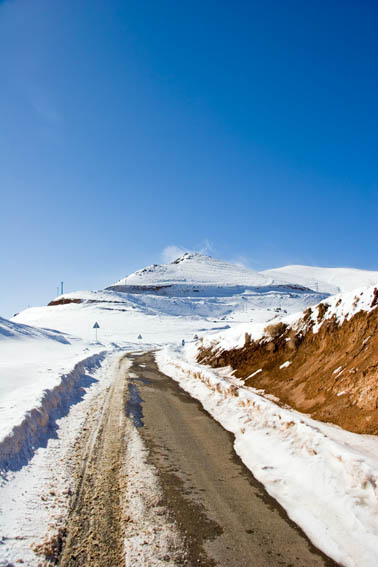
{"left": 197, "top": 305, "right": 378, "bottom": 435}
{"left": 48, "top": 298, "right": 82, "bottom": 306}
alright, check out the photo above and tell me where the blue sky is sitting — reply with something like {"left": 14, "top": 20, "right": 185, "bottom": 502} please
{"left": 1, "top": 0, "right": 377, "bottom": 317}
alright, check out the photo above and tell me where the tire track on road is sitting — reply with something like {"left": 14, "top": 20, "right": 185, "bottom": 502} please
{"left": 59, "top": 356, "right": 129, "bottom": 567}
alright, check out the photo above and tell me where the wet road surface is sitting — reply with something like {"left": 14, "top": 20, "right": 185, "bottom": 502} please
{"left": 129, "top": 352, "right": 338, "bottom": 567}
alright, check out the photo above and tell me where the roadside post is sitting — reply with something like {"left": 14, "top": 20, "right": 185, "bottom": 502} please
{"left": 93, "top": 321, "right": 100, "bottom": 341}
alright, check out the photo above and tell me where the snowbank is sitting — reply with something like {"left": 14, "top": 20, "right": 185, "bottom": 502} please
{"left": 0, "top": 351, "right": 107, "bottom": 472}
{"left": 0, "top": 316, "right": 109, "bottom": 472}
{"left": 156, "top": 346, "right": 378, "bottom": 567}
{"left": 0, "top": 352, "right": 122, "bottom": 566}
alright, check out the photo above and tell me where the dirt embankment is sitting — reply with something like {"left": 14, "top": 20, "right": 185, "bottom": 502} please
{"left": 198, "top": 301, "right": 378, "bottom": 435}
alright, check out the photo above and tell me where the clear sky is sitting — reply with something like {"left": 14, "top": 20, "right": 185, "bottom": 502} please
{"left": 1, "top": 0, "right": 377, "bottom": 317}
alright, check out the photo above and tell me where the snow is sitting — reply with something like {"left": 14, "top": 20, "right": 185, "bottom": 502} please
{"left": 262, "top": 265, "right": 378, "bottom": 294}
{"left": 0, "top": 351, "right": 120, "bottom": 565}
{"left": 247, "top": 368, "right": 262, "bottom": 378}
{"left": 6, "top": 252, "right": 328, "bottom": 474}
{"left": 0, "top": 317, "right": 105, "bottom": 454}
{"left": 157, "top": 345, "right": 378, "bottom": 567}
{"left": 2, "top": 253, "right": 378, "bottom": 565}
{"left": 0, "top": 316, "right": 69, "bottom": 342}
{"left": 305, "top": 285, "right": 376, "bottom": 333}
{"left": 196, "top": 285, "right": 378, "bottom": 353}
{"left": 112, "top": 252, "right": 285, "bottom": 288}
{"left": 12, "top": 286, "right": 329, "bottom": 348}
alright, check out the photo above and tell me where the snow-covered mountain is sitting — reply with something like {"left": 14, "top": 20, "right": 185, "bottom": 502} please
{"left": 110, "top": 253, "right": 378, "bottom": 296}
{"left": 261, "top": 265, "right": 378, "bottom": 294}
{"left": 14, "top": 255, "right": 378, "bottom": 346}
{"left": 13, "top": 254, "right": 328, "bottom": 344}
{"left": 110, "top": 252, "right": 291, "bottom": 292}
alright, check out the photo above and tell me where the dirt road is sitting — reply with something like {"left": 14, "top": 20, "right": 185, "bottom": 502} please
{"left": 59, "top": 351, "right": 337, "bottom": 566}
{"left": 128, "top": 352, "right": 336, "bottom": 567}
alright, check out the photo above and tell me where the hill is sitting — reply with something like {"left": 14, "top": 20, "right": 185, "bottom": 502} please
{"left": 13, "top": 254, "right": 328, "bottom": 344}
{"left": 261, "top": 265, "right": 378, "bottom": 294}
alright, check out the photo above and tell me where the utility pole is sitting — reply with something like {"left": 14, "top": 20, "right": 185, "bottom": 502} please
{"left": 61, "top": 281, "right": 64, "bottom": 295}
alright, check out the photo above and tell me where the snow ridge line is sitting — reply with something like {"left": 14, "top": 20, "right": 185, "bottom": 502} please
{"left": 0, "top": 351, "right": 107, "bottom": 474}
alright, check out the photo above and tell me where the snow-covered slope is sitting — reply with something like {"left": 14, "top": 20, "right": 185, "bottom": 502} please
{"left": 0, "top": 316, "right": 106, "bottom": 471}
{"left": 13, "top": 254, "right": 328, "bottom": 345}
{"left": 0, "top": 316, "right": 69, "bottom": 343}
{"left": 109, "top": 252, "right": 304, "bottom": 294}
{"left": 261, "top": 265, "right": 378, "bottom": 294}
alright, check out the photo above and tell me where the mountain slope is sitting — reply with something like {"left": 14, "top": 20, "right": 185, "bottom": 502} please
{"left": 261, "top": 265, "right": 378, "bottom": 294}
{"left": 0, "top": 316, "right": 69, "bottom": 343}
{"left": 111, "top": 252, "right": 276, "bottom": 286}
{"left": 14, "top": 254, "right": 328, "bottom": 344}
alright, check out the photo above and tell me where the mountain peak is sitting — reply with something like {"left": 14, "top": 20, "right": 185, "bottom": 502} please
{"left": 108, "top": 253, "right": 283, "bottom": 290}
{"left": 170, "top": 251, "right": 208, "bottom": 264}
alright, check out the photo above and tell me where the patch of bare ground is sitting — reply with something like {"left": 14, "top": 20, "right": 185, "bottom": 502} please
{"left": 198, "top": 304, "right": 378, "bottom": 434}
{"left": 48, "top": 298, "right": 82, "bottom": 306}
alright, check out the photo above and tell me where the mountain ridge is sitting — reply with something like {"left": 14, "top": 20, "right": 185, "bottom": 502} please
{"left": 107, "top": 252, "right": 309, "bottom": 293}
{"left": 108, "top": 253, "right": 378, "bottom": 296}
